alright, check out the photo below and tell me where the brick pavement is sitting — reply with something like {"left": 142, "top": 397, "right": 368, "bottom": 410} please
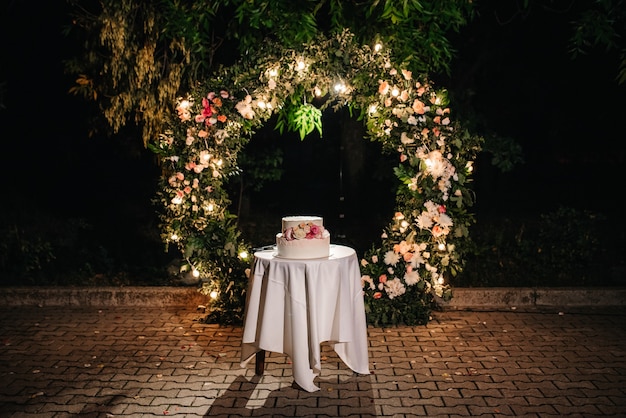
{"left": 1, "top": 305, "right": 626, "bottom": 417}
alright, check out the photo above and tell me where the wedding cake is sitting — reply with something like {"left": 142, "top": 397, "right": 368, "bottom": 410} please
{"left": 275, "top": 216, "right": 330, "bottom": 259}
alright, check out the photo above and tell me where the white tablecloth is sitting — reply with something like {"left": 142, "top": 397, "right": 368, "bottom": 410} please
{"left": 240, "top": 244, "right": 370, "bottom": 392}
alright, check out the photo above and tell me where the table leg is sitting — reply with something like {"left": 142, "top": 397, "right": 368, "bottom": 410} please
{"left": 255, "top": 350, "right": 266, "bottom": 375}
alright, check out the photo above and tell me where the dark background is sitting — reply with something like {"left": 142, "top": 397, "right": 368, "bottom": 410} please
{"left": 1, "top": 2, "right": 624, "bottom": 283}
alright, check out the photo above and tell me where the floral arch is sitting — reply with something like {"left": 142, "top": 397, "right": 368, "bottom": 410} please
{"left": 150, "top": 30, "right": 482, "bottom": 326}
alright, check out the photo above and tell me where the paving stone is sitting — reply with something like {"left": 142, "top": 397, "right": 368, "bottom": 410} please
{"left": 2, "top": 303, "right": 626, "bottom": 417}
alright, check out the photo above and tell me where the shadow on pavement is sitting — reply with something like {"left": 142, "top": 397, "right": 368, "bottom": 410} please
{"left": 204, "top": 374, "right": 376, "bottom": 417}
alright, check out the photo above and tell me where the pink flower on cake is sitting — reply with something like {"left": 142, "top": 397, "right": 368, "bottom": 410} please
{"left": 308, "top": 224, "right": 324, "bottom": 238}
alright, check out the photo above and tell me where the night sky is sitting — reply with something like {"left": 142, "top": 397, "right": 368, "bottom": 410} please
{"left": 1, "top": 2, "right": 624, "bottom": 256}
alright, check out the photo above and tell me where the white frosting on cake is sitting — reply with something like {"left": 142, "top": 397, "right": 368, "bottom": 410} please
{"left": 276, "top": 216, "right": 330, "bottom": 259}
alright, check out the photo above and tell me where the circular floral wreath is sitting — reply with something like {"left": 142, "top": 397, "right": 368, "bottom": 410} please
{"left": 149, "top": 30, "right": 483, "bottom": 326}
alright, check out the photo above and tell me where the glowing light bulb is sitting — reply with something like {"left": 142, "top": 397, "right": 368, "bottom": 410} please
{"left": 438, "top": 243, "right": 446, "bottom": 251}
{"left": 297, "top": 61, "right": 305, "bottom": 70}
{"left": 334, "top": 83, "right": 346, "bottom": 93}
{"left": 216, "top": 159, "right": 223, "bottom": 167}
{"left": 239, "top": 251, "right": 248, "bottom": 259}
{"left": 374, "top": 43, "right": 382, "bottom": 52}
{"left": 179, "top": 99, "right": 191, "bottom": 110}
{"left": 172, "top": 197, "right": 182, "bottom": 205}
{"left": 401, "top": 220, "right": 409, "bottom": 228}
{"left": 391, "top": 88, "right": 400, "bottom": 97}
{"left": 192, "top": 269, "right": 200, "bottom": 278}
{"left": 210, "top": 291, "right": 218, "bottom": 299}
{"left": 269, "top": 69, "right": 278, "bottom": 77}
{"left": 171, "top": 233, "right": 178, "bottom": 241}
{"left": 314, "top": 87, "right": 322, "bottom": 97}
{"left": 437, "top": 277, "right": 444, "bottom": 285}
{"left": 368, "top": 104, "right": 377, "bottom": 114}
{"left": 207, "top": 203, "right": 214, "bottom": 212}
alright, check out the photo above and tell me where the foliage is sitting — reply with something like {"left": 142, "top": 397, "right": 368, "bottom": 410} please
{"left": 65, "top": 0, "right": 475, "bottom": 146}
{"left": 487, "top": 0, "right": 626, "bottom": 85}
{"left": 454, "top": 207, "right": 623, "bottom": 288}
{"left": 150, "top": 30, "right": 482, "bottom": 325}
{"left": 566, "top": 0, "right": 626, "bottom": 84}
{"left": 0, "top": 212, "right": 173, "bottom": 286}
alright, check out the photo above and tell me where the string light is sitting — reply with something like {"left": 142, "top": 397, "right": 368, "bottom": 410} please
{"left": 391, "top": 87, "right": 400, "bottom": 97}
{"left": 368, "top": 104, "right": 377, "bottom": 114}
{"left": 438, "top": 242, "right": 446, "bottom": 251}
{"left": 239, "top": 251, "right": 248, "bottom": 259}
{"left": 374, "top": 43, "right": 382, "bottom": 52}
{"left": 297, "top": 60, "right": 306, "bottom": 70}
{"left": 210, "top": 291, "right": 219, "bottom": 299}
{"left": 192, "top": 268, "right": 200, "bottom": 278}
{"left": 334, "top": 82, "right": 346, "bottom": 93}
{"left": 179, "top": 99, "right": 191, "bottom": 110}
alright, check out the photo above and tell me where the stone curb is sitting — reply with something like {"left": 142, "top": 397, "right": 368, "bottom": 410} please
{"left": 441, "top": 287, "right": 626, "bottom": 309}
{"left": 1, "top": 286, "right": 625, "bottom": 308}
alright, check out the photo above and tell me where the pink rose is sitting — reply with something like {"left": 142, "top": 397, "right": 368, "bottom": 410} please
{"left": 309, "top": 224, "right": 323, "bottom": 237}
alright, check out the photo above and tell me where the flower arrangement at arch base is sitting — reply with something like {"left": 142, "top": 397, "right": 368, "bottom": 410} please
{"left": 360, "top": 208, "right": 455, "bottom": 327}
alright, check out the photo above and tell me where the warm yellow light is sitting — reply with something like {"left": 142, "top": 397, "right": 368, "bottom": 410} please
{"left": 314, "top": 87, "right": 322, "bottom": 97}
{"left": 207, "top": 203, "right": 214, "bottom": 212}
{"left": 257, "top": 100, "right": 266, "bottom": 109}
{"left": 401, "top": 220, "right": 409, "bottom": 228}
{"left": 374, "top": 43, "right": 382, "bottom": 52}
{"left": 368, "top": 104, "right": 377, "bottom": 114}
{"left": 239, "top": 251, "right": 248, "bottom": 259}
{"left": 437, "top": 276, "right": 444, "bottom": 285}
{"left": 438, "top": 243, "right": 446, "bottom": 251}
{"left": 172, "top": 197, "right": 182, "bottom": 205}
{"left": 209, "top": 291, "right": 218, "bottom": 299}
{"left": 334, "top": 83, "right": 346, "bottom": 93}
{"left": 192, "top": 269, "right": 200, "bottom": 278}
{"left": 269, "top": 68, "right": 278, "bottom": 77}
{"left": 391, "top": 88, "right": 400, "bottom": 97}
{"left": 171, "top": 233, "right": 179, "bottom": 241}
{"left": 179, "top": 99, "right": 191, "bottom": 110}
{"left": 297, "top": 60, "right": 306, "bottom": 70}
{"left": 216, "top": 159, "right": 223, "bottom": 167}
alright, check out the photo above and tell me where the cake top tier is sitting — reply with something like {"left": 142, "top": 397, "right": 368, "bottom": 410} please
{"left": 282, "top": 215, "right": 322, "bottom": 224}
{"left": 281, "top": 216, "right": 326, "bottom": 240}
